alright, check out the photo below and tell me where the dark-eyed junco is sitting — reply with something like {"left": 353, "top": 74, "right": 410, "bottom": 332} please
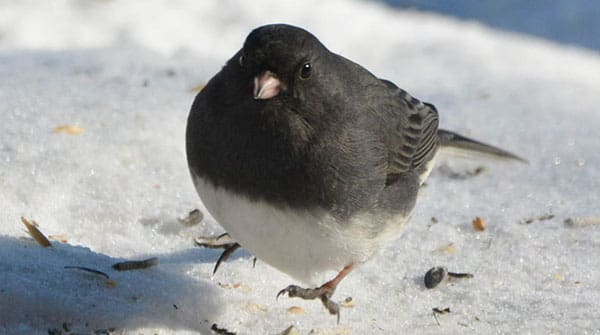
{"left": 186, "top": 24, "right": 522, "bottom": 320}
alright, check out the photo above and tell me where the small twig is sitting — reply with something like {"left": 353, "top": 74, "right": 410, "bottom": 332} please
{"left": 432, "top": 307, "right": 451, "bottom": 326}
{"left": 210, "top": 323, "right": 236, "bottom": 335}
{"left": 447, "top": 272, "right": 474, "bottom": 279}
{"left": 278, "top": 325, "right": 297, "bottom": 335}
{"left": 112, "top": 257, "right": 159, "bottom": 271}
{"left": 213, "top": 243, "right": 240, "bottom": 275}
{"left": 64, "top": 266, "right": 110, "bottom": 279}
{"left": 195, "top": 233, "right": 235, "bottom": 249}
{"left": 21, "top": 216, "right": 52, "bottom": 247}
{"left": 432, "top": 311, "right": 440, "bottom": 326}
{"left": 520, "top": 213, "right": 555, "bottom": 224}
{"left": 433, "top": 307, "right": 451, "bottom": 314}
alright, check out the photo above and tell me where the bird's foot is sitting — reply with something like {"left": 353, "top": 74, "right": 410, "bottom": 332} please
{"left": 277, "top": 284, "right": 333, "bottom": 301}
{"left": 276, "top": 264, "right": 354, "bottom": 323}
{"left": 277, "top": 284, "right": 340, "bottom": 321}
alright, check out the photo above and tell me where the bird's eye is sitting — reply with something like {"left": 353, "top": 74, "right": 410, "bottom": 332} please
{"left": 299, "top": 62, "right": 312, "bottom": 80}
{"left": 238, "top": 54, "right": 244, "bottom": 67}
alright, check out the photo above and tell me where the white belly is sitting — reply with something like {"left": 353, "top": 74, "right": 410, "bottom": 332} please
{"left": 192, "top": 174, "right": 409, "bottom": 284}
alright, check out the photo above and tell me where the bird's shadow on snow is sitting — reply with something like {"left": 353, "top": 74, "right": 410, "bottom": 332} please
{"left": 0, "top": 235, "right": 220, "bottom": 333}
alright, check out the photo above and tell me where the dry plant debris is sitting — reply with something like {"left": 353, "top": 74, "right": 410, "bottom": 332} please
{"left": 21, "top": 216, "right": 51, "bottom": 247}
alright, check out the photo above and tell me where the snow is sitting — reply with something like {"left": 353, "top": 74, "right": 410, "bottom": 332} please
{"left": 1, "top": 0, "right": 599, "bottom": 334}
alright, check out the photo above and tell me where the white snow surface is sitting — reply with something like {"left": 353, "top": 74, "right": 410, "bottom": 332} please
{"left": 1, "top": 0, "right": 600, "bottom": 334}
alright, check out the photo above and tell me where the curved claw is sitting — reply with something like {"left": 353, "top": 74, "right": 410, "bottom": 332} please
{"left": 276, "top": 285, "right": 296, "bottom": 300}
{"left": 320, "top": 295, "right": 341, "bottom": 323}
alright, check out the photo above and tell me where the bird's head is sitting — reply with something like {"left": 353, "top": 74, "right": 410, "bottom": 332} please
{"left": 237, "top": 24, "right": 326, "bottom": 101}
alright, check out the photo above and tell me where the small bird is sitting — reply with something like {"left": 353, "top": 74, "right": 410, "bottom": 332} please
{"left": 186, "top": 24, "right": 523, "bottom": 320}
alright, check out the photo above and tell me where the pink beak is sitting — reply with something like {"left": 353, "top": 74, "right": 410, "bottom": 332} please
{"left": 253, "top": 71, "right": 282, "bottom": 100}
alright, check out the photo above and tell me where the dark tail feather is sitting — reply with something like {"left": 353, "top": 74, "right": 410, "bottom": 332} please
{"left": 437, "top": 129, "right": 527, "bottom": 163}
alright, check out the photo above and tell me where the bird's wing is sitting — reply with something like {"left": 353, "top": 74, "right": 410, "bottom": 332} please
{"left": 380, "top": 80, "right": 439, "bottom": 186}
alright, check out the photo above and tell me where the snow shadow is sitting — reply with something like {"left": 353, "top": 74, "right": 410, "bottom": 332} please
{"left": 383, "top": 0, "right": 600, "bottom": 51}
{"left": 0, "top": 235, "right": 220, "bottom": 333}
